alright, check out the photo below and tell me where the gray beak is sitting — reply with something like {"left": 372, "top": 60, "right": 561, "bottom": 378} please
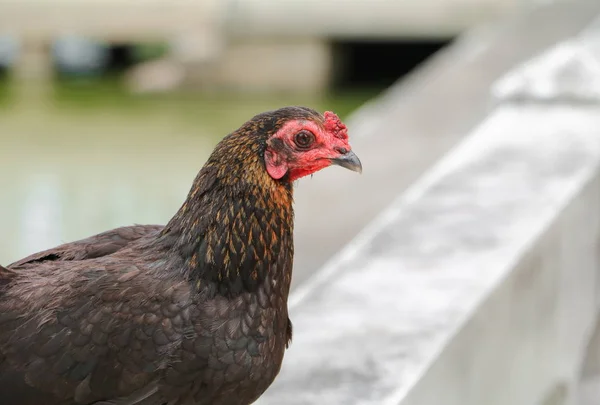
{"left": 330, "top": 150, "right": 362, "bottom": 174}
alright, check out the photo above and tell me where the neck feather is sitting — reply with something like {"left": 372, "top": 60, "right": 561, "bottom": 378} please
{"left": 157, "top": 135, "right": 295, "bottom": 297}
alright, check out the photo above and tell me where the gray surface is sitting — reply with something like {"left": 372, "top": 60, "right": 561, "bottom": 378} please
{"left": 259, "top": 104, "right": 600, "bottom": 405}
{"left": 492, "top": 39, "right": 600, "bottom": 103}
{"left": 259, "top": 3, "right": 600, "bottom": 404}
{"left": 290, "top": 0, "right": 600, "bottom": 290}
{"left": 579, "top": 318, "right": 600, "bottom": 405}
{"left": 492, "top": 14, "right": 600, "bottom": 103}
{"left": 579, "top": 377, "right": 600, "bottom": 405}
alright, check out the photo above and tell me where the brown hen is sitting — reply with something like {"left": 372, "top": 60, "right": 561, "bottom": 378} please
{"left": 0, "top": 106, "right": 361, "bottom": 405}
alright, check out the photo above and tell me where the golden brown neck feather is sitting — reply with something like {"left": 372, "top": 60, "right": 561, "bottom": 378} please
{"left": 158, "top": 132, "right": 294, "bottom": 297}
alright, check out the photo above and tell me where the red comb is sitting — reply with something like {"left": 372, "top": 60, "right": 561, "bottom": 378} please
{"left": 324, "top": 111, "right": 348, "bottom": 140}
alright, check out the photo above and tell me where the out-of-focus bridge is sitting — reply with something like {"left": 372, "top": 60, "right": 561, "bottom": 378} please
{"left": 0, "top": 0, "right": 522, "bottom": 40}
{"left": 0, "top": 0, "right": 530, "bottom": 91}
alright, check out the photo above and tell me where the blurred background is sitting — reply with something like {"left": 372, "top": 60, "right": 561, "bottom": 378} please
{"left": 0, "top": 0, "right": 526, "bottom": 269}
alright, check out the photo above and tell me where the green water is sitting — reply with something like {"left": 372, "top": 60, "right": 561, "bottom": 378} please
{"left": 0, "top": 78, "right": 378, "bottom": 265}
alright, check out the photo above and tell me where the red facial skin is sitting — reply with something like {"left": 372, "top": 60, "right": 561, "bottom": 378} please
{"left": 264, "top": 111, "right": 352, "bottom": 182}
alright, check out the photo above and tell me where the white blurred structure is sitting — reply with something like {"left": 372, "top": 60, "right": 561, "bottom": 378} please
{"left": 51, "top": 35, "right": 110, "bottom": 75}
{"left": 0, "top": 0, "right": 531, "bottom": 91}
{"left": 0, "top": 35, "right": 18, "bottom": 68}
{"left": 255, "top": 3, "right": 600, "bottom": 405}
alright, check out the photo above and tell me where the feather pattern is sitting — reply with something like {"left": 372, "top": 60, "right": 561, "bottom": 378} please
{"left": 0, "top": 106, "right": 351, "bottom": 405}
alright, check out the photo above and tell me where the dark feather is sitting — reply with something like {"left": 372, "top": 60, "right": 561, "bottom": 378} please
{"left": 9, "top": 225, "right": 163, "bottom": 269}
{"left": 0, "top": 106, "right": 329, "bottom": 405}
{"left": 0, "top": 264, "right": 16, "bottom": 287}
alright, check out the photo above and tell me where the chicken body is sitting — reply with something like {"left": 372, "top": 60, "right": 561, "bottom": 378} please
{"left": 0, "top": 107, "right": 360, "bottom": 405}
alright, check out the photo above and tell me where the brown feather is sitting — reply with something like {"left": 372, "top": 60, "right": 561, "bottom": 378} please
{"left": 0, "top": 106, "right": 332, "bottom": 405}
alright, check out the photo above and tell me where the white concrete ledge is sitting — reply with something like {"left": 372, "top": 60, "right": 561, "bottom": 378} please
{"left": 492, "top": 15, "right": 600, "bottom": 103}
{"left": 290, "top": 0, "right": 600, "bottom": 287}
{"left": 256, "top": 5, "right": 600, "bottom": 404}
{"left": 491, "top": 39, "right": 600, "bottom": 103}
{"left": 258, "top": 105, "right": 600, "bottom": 405}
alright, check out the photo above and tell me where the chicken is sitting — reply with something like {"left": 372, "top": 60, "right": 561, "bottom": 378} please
{"left": 0, "top": 106, "right": 361, "bottom": 405}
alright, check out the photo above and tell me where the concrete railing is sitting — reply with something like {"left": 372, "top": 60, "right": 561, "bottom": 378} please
{"left": 257, "top": 5, "right": 600, "bottom": 405}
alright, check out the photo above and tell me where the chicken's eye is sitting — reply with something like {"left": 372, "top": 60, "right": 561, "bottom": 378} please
{"left": 294, "top": 131, "right": 315, "bottom": 149}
